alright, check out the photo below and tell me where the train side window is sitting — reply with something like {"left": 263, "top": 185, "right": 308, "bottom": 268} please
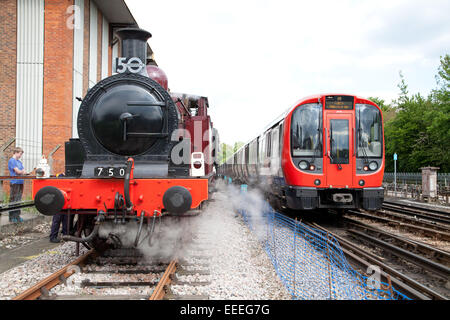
{"left": 271, "top": 128, "right": 279, "bottom": 158}
{"left": 245, "top": 144, "right": 249, "bottom": 166}
{"left": 249, "top": 139, "right": 258, "bottom": 165}
{"left": 259, "top": 135, "right": 266, "bottom": 165}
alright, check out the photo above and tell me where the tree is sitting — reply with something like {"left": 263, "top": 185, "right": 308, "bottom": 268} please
{"left": 218, "top": 142, "right": 244, "bottom": 164}
{"left": 383, "top": 56, "right": 450, "bottom": 172}
{"left": 428, "top": 54, "right": 450, "bottom": 170}
{"left": 368, "top": 96, "right": 396, "bottom": 124}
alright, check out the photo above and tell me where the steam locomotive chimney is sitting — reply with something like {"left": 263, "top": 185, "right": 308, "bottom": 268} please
{"left": 115, "top": 28, "right": 152, "bottom": 76}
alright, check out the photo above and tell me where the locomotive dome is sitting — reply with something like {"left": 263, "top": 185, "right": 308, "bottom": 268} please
{"left": 146, "top": 65, "right": 168, "bottom": 90}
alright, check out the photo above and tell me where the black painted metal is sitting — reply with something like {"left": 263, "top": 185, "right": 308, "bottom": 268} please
{"left": 0, "top": 200, "right": 34, "bottom": 213}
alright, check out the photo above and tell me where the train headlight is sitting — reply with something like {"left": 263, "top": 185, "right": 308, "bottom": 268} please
{"left": 299, "top": 161, "right": 309, "bottom": 170}
{"left": 309, "top": 164, "right": 316, "bottom": 171}
{"left": 314, "top": 179, "right": 321, "bottom": 186}
{"left": 368, "top": 161, "right": 378, "bottom": 171}
{"left": 363, "top": 166, "right": 369, "bottom": 171}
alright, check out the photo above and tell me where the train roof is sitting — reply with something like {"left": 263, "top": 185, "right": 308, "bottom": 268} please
{"left": 226, "top": 93, "right": 379, "bottom": 161}
{"left": 292, "top": 93, "right": 376, "bottom": 106}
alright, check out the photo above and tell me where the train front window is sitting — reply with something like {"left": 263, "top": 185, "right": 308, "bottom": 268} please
{"left": 356, "top": 104, "right": 382, "bottom": 158}
{"left": 330, "top": 119, "right": 349, "bottom": 164}
{"left": 291, "top": 103, "right": 322, "bottom": 157}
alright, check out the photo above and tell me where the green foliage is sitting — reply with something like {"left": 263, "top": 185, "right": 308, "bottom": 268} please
{"left": 383, "top": 54, "right": 450, "bottom": 172}
{"left": 217, "top": 55, "right": 450, "bottom": 172}
{"left": 368, "top": 97, "right": 396, "bottom": 123}
{"left": 218, "top": 142, "right": 245, "bottom": 164}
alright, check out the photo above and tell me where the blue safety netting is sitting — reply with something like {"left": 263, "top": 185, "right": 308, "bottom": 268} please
{"left": 234, "top": 187, "right": 409, "bottom": 300}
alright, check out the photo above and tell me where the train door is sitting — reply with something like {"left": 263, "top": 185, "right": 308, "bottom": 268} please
{"left": 324, "top": 113, "right": 354, "bottom": 187}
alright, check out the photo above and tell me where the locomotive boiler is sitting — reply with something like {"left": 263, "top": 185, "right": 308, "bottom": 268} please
{"left": 32, "top": 28, "right": 218, "bottom": 250}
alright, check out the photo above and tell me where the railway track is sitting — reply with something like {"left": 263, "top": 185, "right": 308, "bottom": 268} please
{"left": 343, "top": 217, "right": 450, "bottom": 267}
{"left": 382, "top": 201, "right": 450, "bottom": 225}
{"left": 306, "top": 215, "right": 450, "bottom": 300}
{"left": 346, "top": 209, "right": 450, "bottom": 241}
{"left": 13, "top": 245, "right": 211, "bottom": 300}
{"left": 13, "top": 249, "right": 95, "bottom": 300}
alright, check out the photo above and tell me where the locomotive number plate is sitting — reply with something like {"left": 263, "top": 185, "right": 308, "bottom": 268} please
{"left": 94, "top": 167, "right": 126, "bottom": 177}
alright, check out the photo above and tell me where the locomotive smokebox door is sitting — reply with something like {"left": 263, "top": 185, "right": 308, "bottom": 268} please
{"left": 90, "top": 85, "right": 166, "bottom": 155}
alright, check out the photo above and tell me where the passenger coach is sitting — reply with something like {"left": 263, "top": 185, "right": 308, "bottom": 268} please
{"left": 219, "top": 94, "right": 384, "bottom": 211}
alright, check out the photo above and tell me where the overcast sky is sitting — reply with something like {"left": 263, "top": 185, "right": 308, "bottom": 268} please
{"left": 125, "top": 0, "right": 450, "bottom": 145}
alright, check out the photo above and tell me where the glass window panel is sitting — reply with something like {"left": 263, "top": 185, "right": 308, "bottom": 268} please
{"left": 330, "top": 119, "right": 349, "bottom": 164}
{"left": 291, "top": 103, "right": 322, "bottom": 157}
{"left": 356, "top": 104, "right": 383, "bottom": 158}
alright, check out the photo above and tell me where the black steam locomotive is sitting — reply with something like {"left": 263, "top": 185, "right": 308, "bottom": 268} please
{"left": 33, "top": 28, "right": 216, "bottom": 250}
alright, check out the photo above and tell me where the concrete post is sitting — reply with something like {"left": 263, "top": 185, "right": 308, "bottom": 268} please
{"left": 421, "top": 167, "right": 440, "bottom": 202}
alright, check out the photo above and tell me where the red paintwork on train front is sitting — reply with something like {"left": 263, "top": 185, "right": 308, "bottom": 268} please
{"left": 32, "top": 178, "right": 208, "bottom": 217}
{"left": 281, "top": 94, "right": 385, "bottom": 189}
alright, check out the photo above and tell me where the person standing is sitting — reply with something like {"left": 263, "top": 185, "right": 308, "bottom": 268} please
{"left": 49, "top": 173, "right": 74, "bottom": 243}
{"left": 49, "top": 213, "right": 68, "bottom": 243}
{"left": 8, "top": 147, "right": 27, "bottom": 223}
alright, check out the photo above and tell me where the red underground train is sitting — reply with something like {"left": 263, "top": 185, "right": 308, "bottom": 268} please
{"left": 219, "top": 94, "right": 385, "bottom": 211}
{"left": 32, "top": 28, "right": 219, "bottom": 250}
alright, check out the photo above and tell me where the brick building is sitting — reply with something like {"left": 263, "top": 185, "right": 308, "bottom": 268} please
{"left": 0, "top": 0, "right": 155, "bottom": 176}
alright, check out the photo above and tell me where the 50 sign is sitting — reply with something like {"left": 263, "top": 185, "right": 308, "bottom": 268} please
{"left": 115, "top": 57, "right": 145, "bottom": 74}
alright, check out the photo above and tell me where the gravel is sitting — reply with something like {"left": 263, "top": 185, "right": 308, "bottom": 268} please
{"left": 0, "top": 222, "right": 51, "bottom": 251}
{"left": 0, "top": 242, "right": 89, "bottom": 299}
{"left": 0, "top": 182, "right": 293, "bottom": 300}
{"left": 0, "top": 181, "right": 388, "bottom": 300}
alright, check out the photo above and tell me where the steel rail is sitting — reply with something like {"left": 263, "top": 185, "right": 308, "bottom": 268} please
{"left": 343, "top": 217, "right": 450, "bottom": 266}
{"left": 383, "top": 200, "right": 450, "bottom": 216}
{"left": 13, "top": 249, "right": 95, "bottom": 300}
{"left": 307, "top": 222, "right": 447, "bottom": 300}
{"left": 149, "top": 259, "right": 178, "bottom": 300}
{"left": 347, "top": 229, "right": 450, "bottom": 280}
{"left": 383, "top": 204, "right": 450, "bottom": 221}
{"left": 346, "top": 210, "right": 450, "bottom": 241}
{"left": 382, "top": 202, "right": 450, "bottom": 224}
{"left": 372, "top": 208, "right": 450, "bottom": 232}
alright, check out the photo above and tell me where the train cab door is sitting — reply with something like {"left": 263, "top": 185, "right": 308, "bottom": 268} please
{"left": 324, "top": 113, "right": 354, "bottom": 188}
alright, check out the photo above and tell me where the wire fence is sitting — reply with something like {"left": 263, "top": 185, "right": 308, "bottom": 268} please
{"left": 384, "top": 172, "right": 450, "bottom": 186}
{"left": 383, "top": 172, "right": 450, "bottom": 203}
{"left": 236, "top": 189, "right": 409, "bottom": 300}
